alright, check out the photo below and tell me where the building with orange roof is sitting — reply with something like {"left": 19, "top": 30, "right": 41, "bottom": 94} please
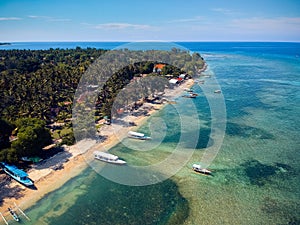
{"left": 153, "top": 63, "right": 166, "bottom": 73}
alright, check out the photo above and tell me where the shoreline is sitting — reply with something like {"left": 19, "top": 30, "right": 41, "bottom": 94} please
{"left": 0, "top": 78, "right": 196, "bottom": 215}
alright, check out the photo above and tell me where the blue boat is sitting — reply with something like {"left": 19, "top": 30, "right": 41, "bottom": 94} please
{"left": 0, "top": 162, "right": 33, "bottom": 186}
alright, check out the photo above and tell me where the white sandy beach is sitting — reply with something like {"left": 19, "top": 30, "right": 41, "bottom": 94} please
{"left": 0, "top": 78, "right": 195, "bottom": 215}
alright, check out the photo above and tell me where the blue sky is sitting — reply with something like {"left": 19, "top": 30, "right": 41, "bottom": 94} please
{"left": 0, "top": 0, "right": 300, "bottom": 42}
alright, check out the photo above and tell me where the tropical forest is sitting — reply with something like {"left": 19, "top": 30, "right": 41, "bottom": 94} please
{"left": 0, "top": 47, "right": 204, "bottom": 164}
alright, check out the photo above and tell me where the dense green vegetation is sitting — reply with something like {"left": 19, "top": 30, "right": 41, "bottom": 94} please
{"left": 0, "top": 47, "right": 106, "bottom": 163}
{"left": 0, "top": 118, "right": 52, "bottom": 163}
{"left": 0, "top": 47, "right": 205, "bottom": 163}
{"left": 0, "top": 47, "right": 106, "bottom": 121}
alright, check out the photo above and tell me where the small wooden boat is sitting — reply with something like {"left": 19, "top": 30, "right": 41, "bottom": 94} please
{"left": 8, "top": 208, "right": 19, "bottom": 222}
{"left": 1, "top": 203, "right": 31, "bottom": 224}
{"left": 214, "top": 90, "right": 221, "bottom": 94}
{"left": 192, "top": 164, "right": 212, "bottom": 175}
{"left": 182, "top": 93, "right": 197, "bottom": 98}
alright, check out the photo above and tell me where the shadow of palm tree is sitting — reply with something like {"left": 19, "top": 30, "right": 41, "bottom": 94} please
{"left": 0, "top": 175, "right": 25, "bottom": 207}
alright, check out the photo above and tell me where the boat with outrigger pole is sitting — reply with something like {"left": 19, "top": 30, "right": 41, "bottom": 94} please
{"left": 0, "top": 203, "right": 30, "bottom": 224}
{"left": 8, "top": 207, "right": 19, "bottom": 222}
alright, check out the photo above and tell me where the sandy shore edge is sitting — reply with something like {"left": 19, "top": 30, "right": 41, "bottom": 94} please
{"left": 0, "top": 78, "right": 197, "bottom": 215}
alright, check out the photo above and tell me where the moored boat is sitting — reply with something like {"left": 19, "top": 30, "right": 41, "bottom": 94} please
{"left": 182, "top": 93, "right": 197, "bottom": 98}
{"left": 184, "top": 88, "right": 194, "bottom": 93}
{"left": 94, "top": 151, "right": 126, "bottom": 165}
{"left": 192, "top": 164, "right": 212, "bottom": 175}
{"left": 8, "top": 208, "right": 19, "bottom": 222}
{"left": 128, "top": 131, "right": 151, "bottom": 140}
{"left": 0, "top": 162, "right": 33, "bottom": 186}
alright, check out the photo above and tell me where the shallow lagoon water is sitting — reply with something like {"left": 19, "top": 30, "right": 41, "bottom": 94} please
{"left": 6, "top": 42, "right": 300, "bottom": 225}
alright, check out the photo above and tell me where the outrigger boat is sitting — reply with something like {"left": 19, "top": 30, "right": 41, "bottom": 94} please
{"left": 0, "top": 162, "right": 33, "bottom": 186}
{"left": 8, "top": 208, "right": 19, "bottom": 222}
{"left": 128, "top": 131, "right": 151, "bottom": 140}
{"left": 94, "top": 151, "right": 126, "bottom": 165}
{"left": 1, "top": 203, "right": 31, "bottom": 224}
{"left": 192, "top": 164, "right": 212, "bottom": 175}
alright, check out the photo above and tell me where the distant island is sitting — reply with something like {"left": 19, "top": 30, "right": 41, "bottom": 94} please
{"left": 0, "top": 42, "right": 11, "bottom": 46}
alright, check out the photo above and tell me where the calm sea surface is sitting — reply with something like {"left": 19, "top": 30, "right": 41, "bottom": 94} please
{"left": 3, "top": 42, "right": 299, "bottom": 225}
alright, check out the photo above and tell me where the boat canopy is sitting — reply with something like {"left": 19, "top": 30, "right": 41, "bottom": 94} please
{"left": 94, "top": 151, "right": 118, "bottom": 160}
{"left": 1, "top": 163, "right": 29, "bottom": 177}
{"left": 192, "top": 164, "right": 202, "bottom": 170}
{"left": 128, "top": 131, "right": 145, "bottom": 137}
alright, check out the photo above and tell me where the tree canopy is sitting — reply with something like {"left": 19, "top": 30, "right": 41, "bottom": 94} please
{"left": 0, "top": 47, "right": 205, "bottom": 161}
{"left": 12, "top": 118, "right": 52, "bottom": 157}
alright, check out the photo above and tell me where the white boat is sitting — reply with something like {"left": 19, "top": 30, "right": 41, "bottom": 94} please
{"left": 214, "top": 90, "right": 221, "bottom": 94}
{"left": 192, "top": 164, "right": 212, "bottom": 175}
{"left": 184, "top": 88, "right": 194, "bottom": 93}
{"left": 128, "top": 131, "right": 151, "bottom": 140}
{"left": 94, "top": 151, "right": 126, "bottom": 165}
{"left": 182, "top": 93, "right": 197, "bottom": 98}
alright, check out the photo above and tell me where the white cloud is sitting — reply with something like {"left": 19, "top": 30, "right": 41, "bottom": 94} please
{"left": 212, "top": 8, "right": 232, "bottom": 13}
{"left": 92, "top": 23, "right": 151, "bottom": 30}
{"left": 28, "top": 15, "right": 71, "bottom": 22}
{"left": 28, "top": 15, "right": 50, "bottom": 19}
{"left": 0, "top": 17, "right": 22, "bottom": 21}
{"left": 47, "top": 18, "right": 71, "bottom": 22}
{"left": 211, "top": 8, "right": 241, "bottom": 16}
{"left": 167, "top": 16, "right": 204, "bottom": 23}
{"left": 231, "top": 17, "right": 300, "bottom": 32}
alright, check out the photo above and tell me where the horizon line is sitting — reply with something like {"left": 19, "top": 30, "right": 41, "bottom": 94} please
{"left": 2, "top": 40, "right": 300, "bottom": 43}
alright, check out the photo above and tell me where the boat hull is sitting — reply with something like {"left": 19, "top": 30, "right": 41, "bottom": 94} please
{"left": 3, "top": 169, "right": 34, "bottom": 186}
{"left": 193, "top": 168, "right": 212, "bottom": 175}
{"left": 192, "top": 164, "right": 212, "bottom": 175}
{"left": 127, "top": 131, "right": 151, "bottom": 140}
{"left": 94, "top": 151, "right": 126, "bottom": 165}
{"left": 1, "top": 163, "right": 34, "bottom": 186}
{"left": 128, "top": 136, "right": 151, "bottom": 140}
{"left": 94, "top": 157, "right": 126, "bottom": 165}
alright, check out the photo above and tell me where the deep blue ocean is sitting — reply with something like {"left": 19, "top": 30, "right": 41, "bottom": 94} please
{"left": 2, "top": 42, "right": 299, "bottom": 225}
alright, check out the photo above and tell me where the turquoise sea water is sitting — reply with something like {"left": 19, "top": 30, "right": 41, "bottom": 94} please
{"left": 3, "top": 42, "right": 300, "bottom": 225}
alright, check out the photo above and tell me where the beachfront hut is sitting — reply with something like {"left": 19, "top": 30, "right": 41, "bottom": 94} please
{"left": 153, "top": 64, "right": 165, "bottom": 73}
{"left": 169, "top": 79, "right": 179, "bottom": 84}
{"left": 177, "top": 77, "right": 183, "bottom": 83}
{"left": 179, "top": 74, "right": 187, "bottom": 79}
{"left": 169, "top": 78, "right": 179, "bottom": 88}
